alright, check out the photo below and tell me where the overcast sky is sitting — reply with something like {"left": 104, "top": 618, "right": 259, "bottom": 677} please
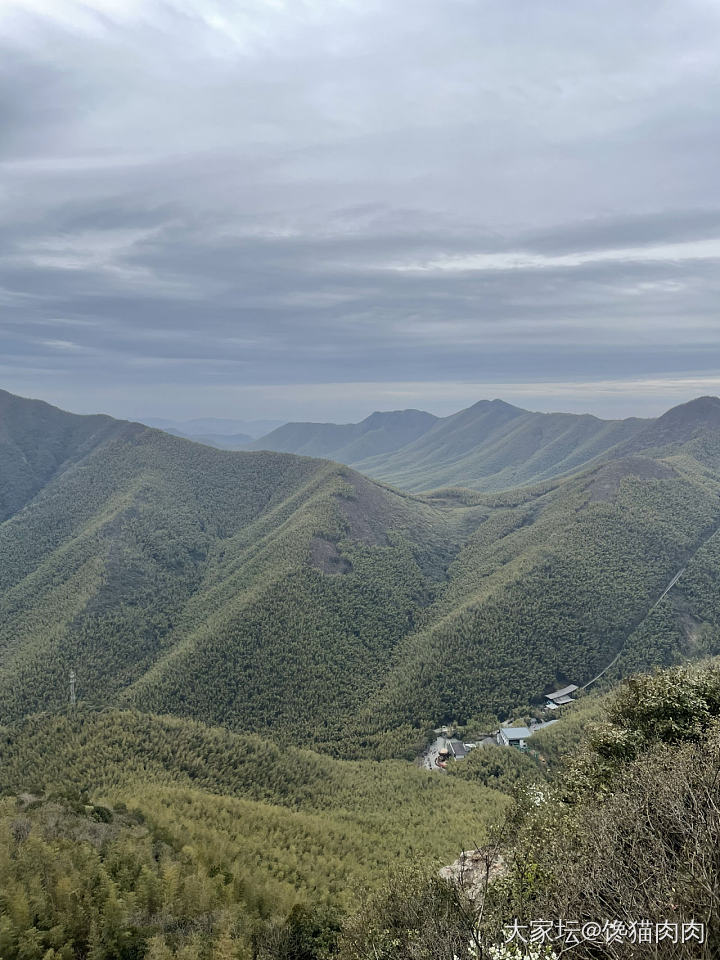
{"left": 2, "top": 0, "right": 720, "bottom": 423}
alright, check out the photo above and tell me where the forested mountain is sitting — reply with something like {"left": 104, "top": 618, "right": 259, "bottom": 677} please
{"left": 1, "top": 390, "right": 720, "bottom": 756}
{"left": 250, "top": 399, "right": 648, "bottom": 491}
{"left": 3, "top": 389, "right": 720, "bottom": 960}
{"left": 355, "top": 399, "right": 649, "bottom": 491}
{"left": 0, "top": 390, "right": 468, "bottom": 752}
{"left": 0, "top": 389, "right": 124, "bottom": 522}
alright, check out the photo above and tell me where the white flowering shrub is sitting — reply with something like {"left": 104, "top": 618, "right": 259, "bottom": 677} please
{"left": 484, "top": 946, "right": 558, "bottom": 960}
{"left": 458, "top": 941, "right": 558, "bottom": 960}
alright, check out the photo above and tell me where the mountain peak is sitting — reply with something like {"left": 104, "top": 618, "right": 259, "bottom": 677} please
{"left": 361, "top": 408, "right": 437, "bottom": 427}
{"left": 624, "top": 395, "right": 720, "bottom": 457}
{"left": 655, "top": 395, "right": 720, "bottom": 429}
{"left": 466, "top": 398, "right": 524, "bottom": 413}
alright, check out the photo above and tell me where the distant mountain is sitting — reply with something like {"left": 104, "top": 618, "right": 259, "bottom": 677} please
{"left": 143, "top": 416, "right": 286, "bottom": 439}
{"left": 164, "top": 427, "right": 253, "bottom": 449}
{"left": 251, "top": 399, "right": 648, "bottom": 491}
{"left": 2, "top": 389, "right": 720, "bottom": 755}
{"left": 249, "top": 408, "right": 438, "bottom": 461}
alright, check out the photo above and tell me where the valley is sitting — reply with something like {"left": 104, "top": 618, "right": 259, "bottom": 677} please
{"left": 2, "top": 388, "right": 720, "bottom": 958}
{"left": 2, "top": 390, "right": 720, "bottom": 754}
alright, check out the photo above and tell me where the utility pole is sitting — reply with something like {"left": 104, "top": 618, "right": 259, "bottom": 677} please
{"left": 69, "top": 669, "right": 76, "bottom": 706}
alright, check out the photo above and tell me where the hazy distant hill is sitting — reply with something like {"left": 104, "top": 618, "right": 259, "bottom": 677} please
{"left": 164, "top": 427, "right": 254, "bottom": 449}
{"left": 144, "top": 415, "right": 285, "bottom": 439}
{"left": 1, "top": 390, "right": 720, "bottom": 755}
{"left": 250, "top": 399, "right": 649, "bottom": 491}
{"left": 249, "top": 408, "right": 439, "bottom": 461}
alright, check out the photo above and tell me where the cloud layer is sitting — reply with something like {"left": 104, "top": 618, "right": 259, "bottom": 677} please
{"left": 2, "top": 0, "right": 720, "bottom": 419}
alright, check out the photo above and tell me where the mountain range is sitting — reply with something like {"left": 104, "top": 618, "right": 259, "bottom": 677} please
{"left": 234, "top": 399, "right": 653, "bottom": 491}
{"left": 152, "top": 398, "right": 720, "bottom": 496}
{"left": 2, "top": 388, "right": 720, "bottom": 757}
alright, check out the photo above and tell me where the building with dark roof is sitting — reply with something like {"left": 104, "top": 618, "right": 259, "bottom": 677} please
{"left": 545, "top": 684, "right": 578, "bottom": 709}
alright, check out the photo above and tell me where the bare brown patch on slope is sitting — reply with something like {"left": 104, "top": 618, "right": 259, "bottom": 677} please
{"left": 587, "top": 456, "right": 677, "bottom": 502}
{"left": 310, "top": 537, "right": 353, "bottom": 575}
{"left": 336, "top": 470, "right": 392, "bottom": 545}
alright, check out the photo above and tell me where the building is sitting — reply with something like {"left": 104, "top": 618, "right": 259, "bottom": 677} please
{"left": 448, "top": 740, "right": 470, "bottom": 759}
{"left": 497, "top": 726, "right": 532, "bottom": 749}
{"left": 545, "top": 684, "right": 578, "bottom": 709}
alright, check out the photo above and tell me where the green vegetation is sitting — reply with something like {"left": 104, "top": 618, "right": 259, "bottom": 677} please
{"left": 528, "top": 694, "right": 606, "bottom": 767}
{"left": 361, "top": 461, "right": 720, "bottom": 733}
{"left": 0, "top": 388, "right": 122, "bottom": 523}
{"left": 341, "top": 661, "right": 720, "bottom": 959}
{"left": 3, "top": 391, "right": 720, "bottom": 755}
{"left": 0, "top": 708, "right": 506, "bottom": 960}
{"left": 448, "top": 744, "right": 541, "bottom": 794}
{"left": 355, "top": 400, "right": 648, "bottom": 493}
{"left": 479, "top": 661, "right": 720, "bottom": 958}
{"left": 3, "top": 389, "right": 720, "bottom": 959}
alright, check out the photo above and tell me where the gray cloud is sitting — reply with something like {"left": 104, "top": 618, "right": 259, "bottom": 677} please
{"left": 1, "top": 0, "right": 720, "bottom": 420}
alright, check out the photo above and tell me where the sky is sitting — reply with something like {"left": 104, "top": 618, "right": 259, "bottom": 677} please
{"left": 2, "top": 0, "right": 720, "bottom": 423}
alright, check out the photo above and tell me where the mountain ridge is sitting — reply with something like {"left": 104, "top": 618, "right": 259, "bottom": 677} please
{"left": 2, "top": 388, "right": 720, "bottom": 756}
{"left": 248, "top": 398, "right": 654, "bottom": 491}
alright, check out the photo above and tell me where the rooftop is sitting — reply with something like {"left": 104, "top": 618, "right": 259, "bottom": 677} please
{"left": 546, "top": 684, "right": 579, "bottom": 700}
{"left": 501, "top": 726, "right": 532, "bottom": 740}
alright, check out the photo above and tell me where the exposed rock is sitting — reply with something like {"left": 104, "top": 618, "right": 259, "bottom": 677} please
{"left": 439, "top": 848, "right": 507, "bottom": 900}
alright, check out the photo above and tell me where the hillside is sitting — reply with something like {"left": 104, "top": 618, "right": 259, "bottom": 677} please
{"left": 0, "top": 709, "right": 505, "bottom": 892}
{"left": 250, "top": 399, "right": 648, "bottom": 492}
{"left": 356, "top": 400, "right": 648, "bottom": 491}
{"left": 621, "top": 395, "right": 720, "bottom": 461}
{"left": 0, "top": 390, "right": 477, "bottom": 753}
{"left": 0, "top": 389, "right": 124, "bottom": 522}
{"left": 0, "top": 708, "right": 506, "bottom": 960}
{"left": 347, "top": 662, "right": 720, "bottom": 960}
{"left": 2, "top": 390, "right": 720, "bottom": 756}
{"left": 3, "top": 666, "right": 718, "bottom": 960}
